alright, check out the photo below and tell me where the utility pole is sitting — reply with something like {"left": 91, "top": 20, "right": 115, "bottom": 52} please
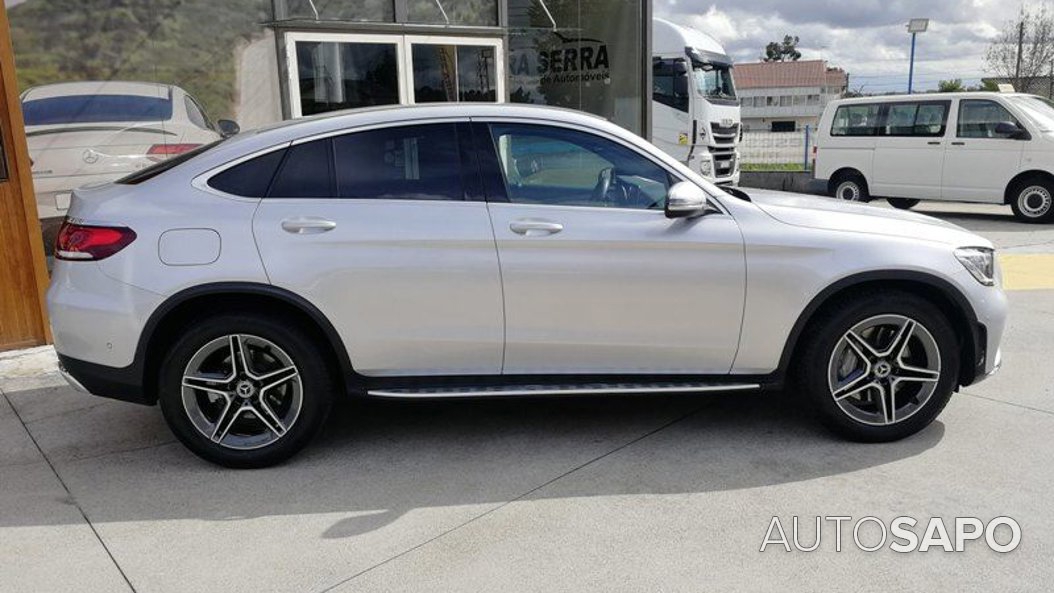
{"left": 1015, "top": 19, "right": 1025, "bottom": 90}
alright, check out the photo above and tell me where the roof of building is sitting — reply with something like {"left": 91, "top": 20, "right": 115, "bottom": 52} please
{"left": 735, "top": 60, "right": 847, "bottom": 90}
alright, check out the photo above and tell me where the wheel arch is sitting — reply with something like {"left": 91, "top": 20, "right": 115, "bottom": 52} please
{"left": 1003, "top": 169, "right": 1054, "bottom": 205}
{"left": 778, "top": 271, "right": 984, "bottom": 389}
{"left": 137, "top": 283, "right": 358, "bottom": 404}
{"left": 827, "top": 167, "right": 869, "bottom": 196}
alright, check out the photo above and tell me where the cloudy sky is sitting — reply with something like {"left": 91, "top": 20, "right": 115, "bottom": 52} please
{"left": 655, "top": 0, "right": 1048, "bottom": 92}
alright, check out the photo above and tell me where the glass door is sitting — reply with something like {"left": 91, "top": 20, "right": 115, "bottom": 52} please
{"left": 285, "top": 32, "right": 503, "bottom": 118}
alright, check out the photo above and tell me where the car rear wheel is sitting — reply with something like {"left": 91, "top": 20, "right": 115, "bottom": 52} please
{"left": 159, "top": 313, "right": 334, "bottom": 468}
{"left": 797, "top": 292, "right": 959, "bottom": 442}
{"left": 831, "top": 173, "right": 870, "bottom": 202}
{"left": 887, "top": 198, "right": 920, "bottom": 210}
{"left": 1009, "top": 178, "right": 1054, "bottom": 223}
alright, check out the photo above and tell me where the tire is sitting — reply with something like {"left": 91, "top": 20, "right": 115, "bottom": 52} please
{"left": 159, "top": 313, "right": 335, "bottom": 468}
{"left": 887, "top": 198, "right": 920, "bottom": 210}
{"left": 1009, "top": 177, "right": 1054, "bottom": 223}
{"left": 796, "top": 291, "right": 959, "bottom": 442}
{"left": 830, "top": 173, "right": 871, "bottom": 202}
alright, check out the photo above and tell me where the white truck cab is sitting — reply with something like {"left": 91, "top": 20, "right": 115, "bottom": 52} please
{"left": 652, "top": 18, "right": 740, "bottom": 186}
{"left": 815, "top": 91, "right": 1054, "bottom": 223}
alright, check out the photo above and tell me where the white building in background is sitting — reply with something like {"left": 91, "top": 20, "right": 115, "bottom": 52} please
{"left": 736, "top": 60, "right": 848, "bottom": 132}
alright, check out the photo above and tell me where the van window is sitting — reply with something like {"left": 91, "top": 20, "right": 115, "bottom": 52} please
{"left": 883, "top": 102, "right": 949, "bottom": 137}
{"left": 958, "top": 100, "right": 1022, "bottom": 139}
{"left": 831, "top": 104, "right": 882, "bottom": 136}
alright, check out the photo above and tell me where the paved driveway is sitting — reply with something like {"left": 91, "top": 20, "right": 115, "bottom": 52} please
{"left": 2, "top": 202, "right": 1052, "bottom": 592}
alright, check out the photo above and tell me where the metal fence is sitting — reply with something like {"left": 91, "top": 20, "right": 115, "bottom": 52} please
{"left": 739, "top": 128, "right": 813, "bottom": 170}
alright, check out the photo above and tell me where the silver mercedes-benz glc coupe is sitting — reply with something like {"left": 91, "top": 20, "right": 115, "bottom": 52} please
{"left": 47, "top": 104, "right": 1007, "bottom": 467}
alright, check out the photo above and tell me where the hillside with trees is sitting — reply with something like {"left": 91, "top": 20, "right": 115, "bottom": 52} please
{"left": 9, "top": 0, "right": 271, "bottom": 119}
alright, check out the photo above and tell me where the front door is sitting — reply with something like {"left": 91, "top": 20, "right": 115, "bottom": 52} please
{"left": 477, "top": 122, "right": 746, "bottom": 375}
{"left": 285, "top": 32, "right": 504, "bottom": 117}
{"left": 942, "top": 98, "right": 1026, "bottom": 202}
{"left": 870, "top": 100, "right": 950, "bottom": 200}
{"left": 252, "top": 121, "right": 504, "bottom": 377}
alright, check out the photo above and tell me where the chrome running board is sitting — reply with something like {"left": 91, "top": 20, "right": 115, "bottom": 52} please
{"left": 367, "top": 382, "right": 761, "bottom": 399}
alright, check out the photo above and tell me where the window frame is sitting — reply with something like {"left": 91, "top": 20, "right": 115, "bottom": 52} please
{"left": 472, "top": 120, "right": 689, "bottom": 212}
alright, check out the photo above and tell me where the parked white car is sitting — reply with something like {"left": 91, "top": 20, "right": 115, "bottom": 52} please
{"left": 815, "top": 92, "right": 1054, "bottom": 222}
{"left": 22, "top": 81, "right": 238, "bottom": 219}
{"left": 47, "top": 104, "right": 1006, "bottom": 467}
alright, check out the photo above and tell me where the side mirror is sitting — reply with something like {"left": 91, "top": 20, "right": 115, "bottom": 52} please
{"left": 665, "top": 181, "right": 710, "bottom": 219}
{"left": 994, "top": 121, "right": 1028, "bottom": 140}
{"left": 217, "top": 119, "right": 241, "bottom": 138}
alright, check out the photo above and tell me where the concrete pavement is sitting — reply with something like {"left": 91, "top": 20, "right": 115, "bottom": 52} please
{"left": 2, "top": 202, "right": 1053, "bottom": 593}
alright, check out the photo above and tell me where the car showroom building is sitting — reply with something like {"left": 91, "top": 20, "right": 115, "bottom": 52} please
{"left": 248, "top": 1, "right": 652, "bottom": 136}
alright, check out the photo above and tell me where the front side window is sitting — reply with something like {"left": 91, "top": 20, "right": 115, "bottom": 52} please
{"left": 831, "top": 104, "right": 882, "bottom": 136}
{"left": 958, "top": 100, "right": 1022, "bottom": 139}
{"left": 653, "top": 58, "right": 689, "bottom": 113}
{"left": 488, "top": 124, "right": 671, "bottom": 210}
{"left": 333, "top": 124, "right": 464, "bottom": 200}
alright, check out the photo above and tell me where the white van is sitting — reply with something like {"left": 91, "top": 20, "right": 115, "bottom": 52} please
{"left": 814, "top": 92, "right": 1054, "bottom": 223}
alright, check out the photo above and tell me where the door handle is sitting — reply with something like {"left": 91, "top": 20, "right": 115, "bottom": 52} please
{"left": 281, "top": 217, "right": 337, "bottom": 234}
{"left": 951, "top": 141, "right": 966, "bottom": 146}
{"left": 509, "top": 220, "right": 564, "bottom": 236}
{"left": 927, "top": 141, "right": 942, "bottom": 145}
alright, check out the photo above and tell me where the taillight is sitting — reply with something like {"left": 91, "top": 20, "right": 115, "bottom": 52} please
{"left": 55, "top": 221, "right": 137, "bottom": 261}
{"left": 147, "top": 143, "right": 201, "bottom": 161}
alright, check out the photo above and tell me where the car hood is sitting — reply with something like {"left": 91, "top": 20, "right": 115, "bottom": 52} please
{"left": 744, "top": 189, "right": 993, "bottom": 248}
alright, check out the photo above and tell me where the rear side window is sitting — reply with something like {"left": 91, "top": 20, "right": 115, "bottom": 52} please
{"left": 883, "top": 102, "right": 949, "bottom": 137}
{"left": 831, "top": 104, "right": 882, "bottom": 136}
{"left": 333, "top": 124, "right": 464, "bottom": 201}
{"left": 23, "top": 95, "right": 173, "bottom": 125}
{"left": 207, "top": 149, "right": 286, "bottom": 197}
{"left": 268, "top": 139, "right": 335, "bottom": 198}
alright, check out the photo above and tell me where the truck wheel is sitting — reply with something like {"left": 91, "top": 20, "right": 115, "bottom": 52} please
{"left": 796, "top": 292, "right": 959, "bottom": 442}
{"left": 887, "top": 198, "right": 920, "bottom": 210}
{"left": 831, "top": 173, "right": 870, "bottom": 202}
{"left": 1009, "top": 178, "right": 1054, "bottom": 223}
{"left": 158, "top": 313, "right": 335, "bottom": 468}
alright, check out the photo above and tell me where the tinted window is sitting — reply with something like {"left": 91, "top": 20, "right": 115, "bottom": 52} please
{"left": 23, "top": 95, "right": 173, "bottom": 125}
{"left": 208, "top": 149, "right": 287, "bottom": 197}
{"left": 831, "top": 104, "right": 882, "bottom": 136}
{"left": 653, "top": 58, "right": 689, "bottom": 113}
{"left": 269, "top": 139, "right": 334, "bottom": 198}
{"left": 958, "top": 100, "right": 1021, "bottom": 139}
{"left": 333, "top": 124, "right": 463, "bottom": 201}
{"left": 488, "top": 124, "right": 671, "bottom": 210}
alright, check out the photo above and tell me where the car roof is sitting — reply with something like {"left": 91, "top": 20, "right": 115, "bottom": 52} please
{"left": 23, "top": 81, "right": 176, "bottom": 101}
{"left": 829, "top": 92, "right": 1037, "bottom": 105}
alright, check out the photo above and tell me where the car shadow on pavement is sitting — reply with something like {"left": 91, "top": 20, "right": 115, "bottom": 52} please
{"left": 2, "top": 386, "right": 944, "bottom": 537}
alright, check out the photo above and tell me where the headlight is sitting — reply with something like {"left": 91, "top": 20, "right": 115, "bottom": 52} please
{"left": 700, "top": 159, "right": 714, "bottom": 178}
{"left": 955, "top": 247, "right": 996, "bottom": 286}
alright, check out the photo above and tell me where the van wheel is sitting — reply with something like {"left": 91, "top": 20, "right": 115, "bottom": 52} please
{"left": 796, "top": 292, "right": 959, "bottom": 442}
{"left": 1009, "top": 178, "right": 1054, "bottom": 223}
{"left": 158, "top": 313, "right": 334, "bottom": 468}
{"left": 887, "top": 198, "right": 920, "bottom": 210}
{"left": 831, "top": 173, "right": 870, "bottom": 202}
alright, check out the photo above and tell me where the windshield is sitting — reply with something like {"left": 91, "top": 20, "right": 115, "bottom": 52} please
{"left": 22, "top": 95, "right": 173, "bottom": 126}
{"left": 1009, "top": 96, "right": 1054, "bottom": 131}
{"left": 693, "top": 64, "right": 737, "bottom": 101}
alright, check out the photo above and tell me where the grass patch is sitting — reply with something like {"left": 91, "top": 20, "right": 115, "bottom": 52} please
{"left": 741, "top": 163, "right": 810, "bottom": 172}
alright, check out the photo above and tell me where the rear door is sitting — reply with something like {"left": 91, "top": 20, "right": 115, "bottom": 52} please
{"left": 870, "top": 100, "right": 950, "bottom": 199}
{"left": 251, "top": 121, "right": 504, "bottom": 377}
{"left": 942, "top": 98, "right": 1026, "bottom": 202}
{"left": 475, "top": 121, "right": 746, "bottom": 375}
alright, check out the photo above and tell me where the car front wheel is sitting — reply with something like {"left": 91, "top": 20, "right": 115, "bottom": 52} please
{"left": 1009, "top": 178, "right": 1054, "bottom": 223}
{"left": 159, "top": 313, "right": 334, "bottom": 468}
{"left": 797, "top": 292, "right": 959, "bottom": 442}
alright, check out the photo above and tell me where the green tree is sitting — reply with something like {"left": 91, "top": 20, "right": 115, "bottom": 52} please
{"left": 938, "top": 79, "right": 966, "bottom": 92}
{"left": 762, "top": 36, "right": 802, "bottom": 62}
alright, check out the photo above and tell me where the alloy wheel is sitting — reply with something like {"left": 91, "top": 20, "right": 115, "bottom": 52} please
{"left": 827, "top": 314, "right": 941, "bottom": 426}
{"left": 181, "top": 334, "right": 303, "bottom": 450}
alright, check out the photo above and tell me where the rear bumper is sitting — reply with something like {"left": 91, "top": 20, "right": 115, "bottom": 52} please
{"left": 57, "top": 353, "right": 153, "bottom": 405}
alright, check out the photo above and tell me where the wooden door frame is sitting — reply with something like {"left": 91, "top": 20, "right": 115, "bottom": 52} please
{"left": 0, "top": 2, "right": 51, "bottom": 345}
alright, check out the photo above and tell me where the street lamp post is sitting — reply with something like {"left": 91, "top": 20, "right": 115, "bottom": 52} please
{"left": 907, "top": 18, "right": 930, "bottom": 94}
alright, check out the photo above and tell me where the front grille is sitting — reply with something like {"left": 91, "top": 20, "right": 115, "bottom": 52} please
{"left": 710, "top": 147, "right": 737, "bottom": 177}
{"left": 710, "top": 122, "right": 739, "bottom": 146}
